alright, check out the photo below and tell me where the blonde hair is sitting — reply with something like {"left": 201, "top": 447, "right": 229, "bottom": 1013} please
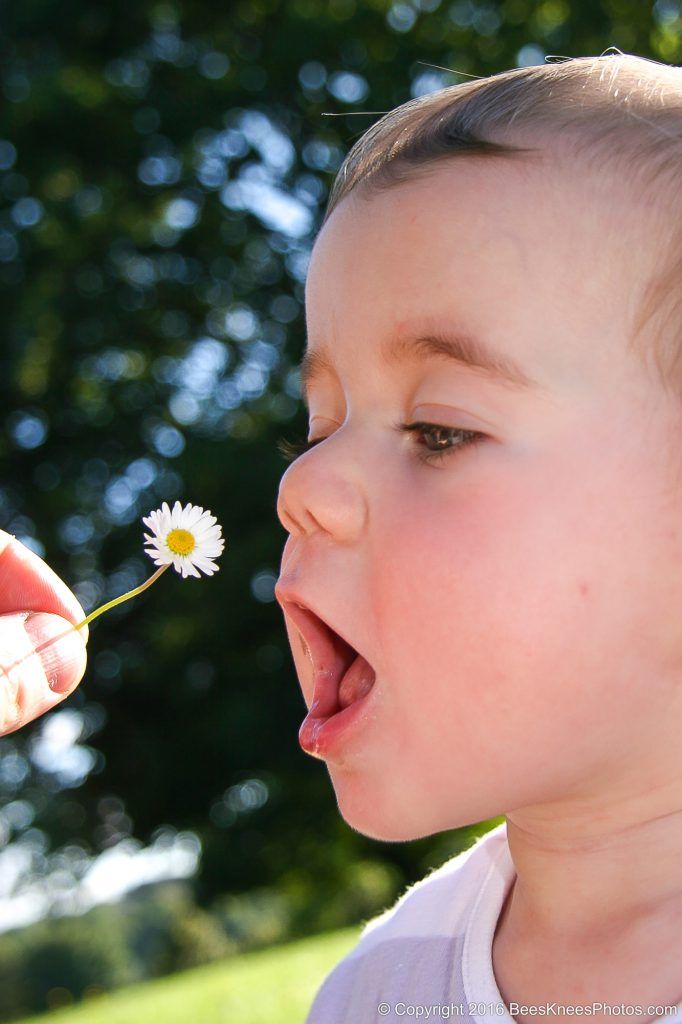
{"left": 321, "top": 53, "right": 682, "bottom": 394}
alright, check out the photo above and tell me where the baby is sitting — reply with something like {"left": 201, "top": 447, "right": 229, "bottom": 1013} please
{"left": 275, "top": 50, "right": 682, "bottom": 1024}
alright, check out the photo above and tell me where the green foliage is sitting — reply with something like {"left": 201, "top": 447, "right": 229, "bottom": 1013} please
{"left": 0, "top": 883, "right": 203, "bottom": 1020}
{"left": 312, "top": 858, "right": 402, "bottom": 931}
{"left": 155, "top": 906, "right": 235, "bottom": 974}
{"left": 0, "top": 910, "right": 135, "bottom": 1020}
{"left": 0, "top": 932, "right": 30, "bottom": 1021}
{"left": 0, "top": 867, "right": 399, "bottom": 1020}
{"left": 12, "top": 927, "right": 361, "bottom": 1024}
{"left": 212, "top": 886, "right": 293, "bottom": 951}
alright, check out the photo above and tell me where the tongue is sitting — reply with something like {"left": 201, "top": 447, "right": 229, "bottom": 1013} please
{"left": 337, "top": 654, "right": 376, "bottom": 709}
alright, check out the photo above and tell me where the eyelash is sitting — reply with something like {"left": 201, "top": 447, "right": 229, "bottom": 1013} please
{"left": 276, "top": 421, "right": 486, "bottom": 466}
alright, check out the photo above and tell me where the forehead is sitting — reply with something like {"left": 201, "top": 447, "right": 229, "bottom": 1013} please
{"left": 304, "top": 159, "right": 646, "bottom": 394}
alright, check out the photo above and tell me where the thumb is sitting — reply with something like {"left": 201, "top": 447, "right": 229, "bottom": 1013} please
{"left": 0, "top": 612, "right": 88, "bottom": 736}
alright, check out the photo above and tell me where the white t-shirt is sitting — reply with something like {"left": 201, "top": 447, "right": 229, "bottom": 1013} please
{"left": 305, "top": 821, "right": 682, "bottom": 1024}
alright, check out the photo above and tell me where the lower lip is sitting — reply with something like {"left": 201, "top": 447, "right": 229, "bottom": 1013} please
{"left": 298, "top": 680, "right": 377, "bottom": 761}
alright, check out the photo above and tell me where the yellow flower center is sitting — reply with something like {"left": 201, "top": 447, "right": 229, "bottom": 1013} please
{"left": 166, "top": 528, "right": 195, "bottom": 556}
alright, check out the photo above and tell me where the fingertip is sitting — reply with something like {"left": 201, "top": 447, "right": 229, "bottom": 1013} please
{"left": 0, "top": 535, "right": 89, "bottom": 639}
{"left": 24, "top": 612, "right": 88, "bottom": 695}
{"left": 0, "top": 530, "right": 16, "bottom": 556}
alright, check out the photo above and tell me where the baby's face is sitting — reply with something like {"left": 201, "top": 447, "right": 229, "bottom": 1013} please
{"left": 276, "top": 157, "right": 682, "bottom": 842}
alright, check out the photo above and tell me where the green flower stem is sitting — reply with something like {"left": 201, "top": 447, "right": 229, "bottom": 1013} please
{"left": 74, "top": 563, "right": 171, "bottom": 632}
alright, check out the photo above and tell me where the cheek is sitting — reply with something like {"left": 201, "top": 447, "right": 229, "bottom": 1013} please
{"left": 375, "top": 456, "right": 590, "bottom": 671}
{"left": 371, "top": 444, "right": 667, "bottom": 788}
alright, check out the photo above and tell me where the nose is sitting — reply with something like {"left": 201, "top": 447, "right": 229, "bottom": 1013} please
{"left": 276, "top": 437, "right": 368, "bottom": 543}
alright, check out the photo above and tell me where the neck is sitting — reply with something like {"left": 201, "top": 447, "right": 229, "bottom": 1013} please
{"left": 503, "top": 805, "right": 682, "bottom": 941}
{"left": 491, "top": 794, "right": 682, "bottom": 1017}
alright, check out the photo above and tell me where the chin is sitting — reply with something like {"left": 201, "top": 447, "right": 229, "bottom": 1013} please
{"left": 331, "top": 785, "right": 444, "bottom": 843}
{"left": 331, "top": 772, "right": 502, "bottom": 842}
{"left": 345, "top": 814, "right": 431, "bottom": 843}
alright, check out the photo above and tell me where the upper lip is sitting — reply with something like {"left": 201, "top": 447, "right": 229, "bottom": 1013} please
{"left": 274, "top": 584, "right": 363, "bottom": 676}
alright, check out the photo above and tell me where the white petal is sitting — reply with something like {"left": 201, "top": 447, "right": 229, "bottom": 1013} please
{"left": 193, "top": 555, "right": 218, "bottom": 575}
{"left": 146, "top": 545, "right": 170, "bottom": 559}
{"left": 194, "top": 521, "right": 222, "bottom": 537}
{"left": 193, "top": 522, "right": 219, "bottom": 538}
{"left": 185, "top": 506, "right": 207, "bottom": 530}
{"left": 184, "top": 503, "right": 202, "bottom": 525}
{"left": 193, "top": 531, "right": 222, "bottom": 549}
{"left": 146, "top": 548, "right": 172, "bottom": 566}
{"left": 198, "top": 544, "right": 224, "bottom": 557}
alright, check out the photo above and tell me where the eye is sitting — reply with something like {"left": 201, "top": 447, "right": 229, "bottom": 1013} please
{"left": 276, "top": 421, "right": 486, "bottom": 466}
{"left": 393, "top": 420, "right": 486, "bottom": 464}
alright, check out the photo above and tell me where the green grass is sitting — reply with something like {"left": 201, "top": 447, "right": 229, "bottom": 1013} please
{"left": 16, "top": 927, "right": 362, "bottom": 1024}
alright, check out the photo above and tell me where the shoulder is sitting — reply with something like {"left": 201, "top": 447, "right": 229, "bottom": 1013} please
{"left": 304, "top": 822, "right": 509, "bottom": 1024}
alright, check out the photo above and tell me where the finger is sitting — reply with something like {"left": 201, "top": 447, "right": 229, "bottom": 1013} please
{"left": 0, "top": 612, "right": 88, "bottom": 736}
{"left": 0, "top": 532, "right": 88, "bottom": 643}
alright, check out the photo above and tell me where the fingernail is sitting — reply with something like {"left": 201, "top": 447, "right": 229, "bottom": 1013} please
{"left": 24, "top": 613, "right": 88, "bottom": 694}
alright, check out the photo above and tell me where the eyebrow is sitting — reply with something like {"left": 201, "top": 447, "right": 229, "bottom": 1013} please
{"left": 299, "top": 328, "right": 540, "bottom": 407}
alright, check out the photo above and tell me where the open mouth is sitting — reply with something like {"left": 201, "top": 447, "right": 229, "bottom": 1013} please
{"left": 282, "top": 600, "right": 377, "bottom": 715}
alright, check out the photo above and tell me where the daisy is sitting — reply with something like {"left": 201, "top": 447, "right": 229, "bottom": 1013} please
{"left": 72, "top": 501, "right": 225, "bottom": 631}
{"left": 143, "top": 501, "right": 225, "bottom": 579}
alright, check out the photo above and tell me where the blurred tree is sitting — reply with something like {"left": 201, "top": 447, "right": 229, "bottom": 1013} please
{"left": 11, "top": 909, "right": 135, "bottom": 1015}
{"left": 0, "top": 0, "right": 676, "bottom": 931}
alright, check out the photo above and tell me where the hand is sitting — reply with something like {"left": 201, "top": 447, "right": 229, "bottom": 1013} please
{"left": 0, "top": 530, "right": 88, "bottom": 737}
